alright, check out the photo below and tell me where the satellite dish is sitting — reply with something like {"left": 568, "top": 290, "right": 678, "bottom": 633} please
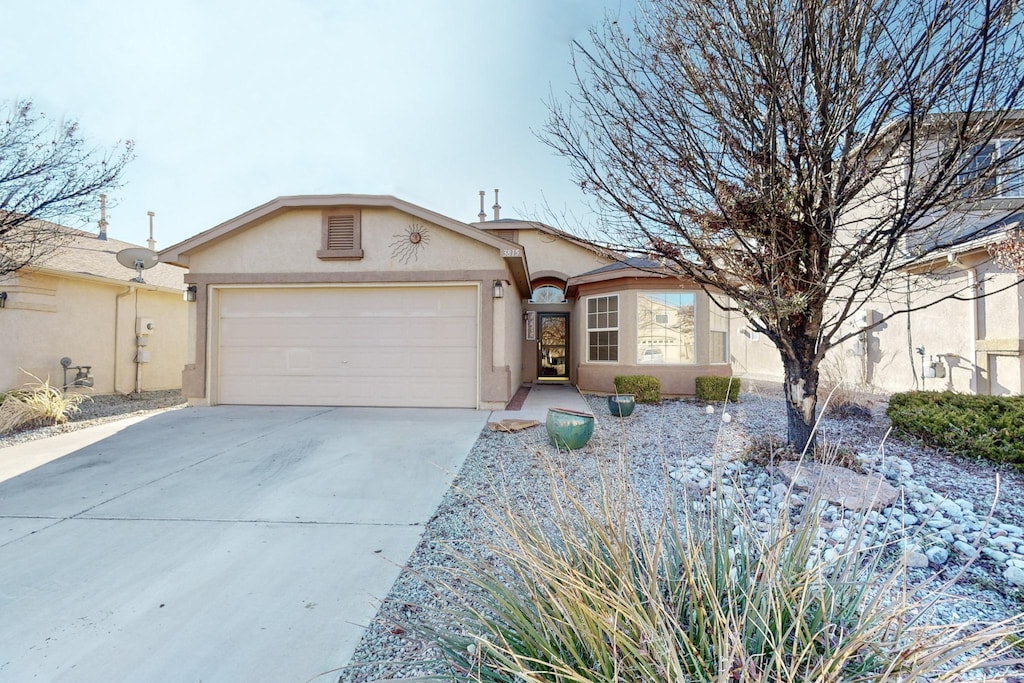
{"left": 116, "top": 247, "right": 159, "bottom": 283}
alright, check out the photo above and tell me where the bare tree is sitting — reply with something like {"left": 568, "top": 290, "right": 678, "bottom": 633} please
{"left": 0, "top": 99, "right": 134, "bottom": 277}
{"left": 544, "top": 0, "right": 1024, "bottom": 451}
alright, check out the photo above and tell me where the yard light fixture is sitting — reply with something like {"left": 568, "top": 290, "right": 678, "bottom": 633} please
{"left": 492, "top": 280, "right": 504, "bottom": 299}
{"left": 184, "top": 285, "right": 197, "bottom": 302}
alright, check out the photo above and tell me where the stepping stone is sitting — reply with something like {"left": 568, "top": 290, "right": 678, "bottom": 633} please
{"left": 775, "top": 462, "right": 899, "bottom": 511}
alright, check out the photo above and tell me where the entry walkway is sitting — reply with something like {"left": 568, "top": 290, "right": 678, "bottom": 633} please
{"left": 488, "top": 383, "right": 594, "bottom": 423}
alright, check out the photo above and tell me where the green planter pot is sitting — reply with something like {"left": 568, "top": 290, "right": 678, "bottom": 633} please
{"left": 608, "top": 393, "right": 636, "bottom": 417}
{"left": 546, "top": 407, "right": 595, "bottom": 450}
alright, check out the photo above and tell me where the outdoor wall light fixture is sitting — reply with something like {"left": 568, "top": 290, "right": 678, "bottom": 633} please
{"left": 183, "top": 285, "right": 197, "bottom": 302}
{"left": 492, "top": 280, "right": 504, "bottom": 299}
{"left": 0, "top": 292, "right": 6, "bottom": 308}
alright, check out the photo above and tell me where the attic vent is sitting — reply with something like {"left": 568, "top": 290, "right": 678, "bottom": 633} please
{"left": 318, "top": 209, "right": 364, "bottom": 260}
{"left": 327, "top": 215, "right": 356, "bottom": 250}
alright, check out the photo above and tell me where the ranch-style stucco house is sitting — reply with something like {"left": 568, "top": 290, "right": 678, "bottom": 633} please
{"left": 158, "top": 194, "right": 732, "bottom": 409}
{"left": 0, "top": 224, "right": 188, "bottom": 395}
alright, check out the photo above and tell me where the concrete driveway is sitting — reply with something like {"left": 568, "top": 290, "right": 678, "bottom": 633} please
{"left": 0, "top": 405, "right": 487, "bottom": 681}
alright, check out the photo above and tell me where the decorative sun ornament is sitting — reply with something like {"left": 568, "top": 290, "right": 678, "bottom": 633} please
{"left": 390, "top": 223, "right": 430, "bottom": 263}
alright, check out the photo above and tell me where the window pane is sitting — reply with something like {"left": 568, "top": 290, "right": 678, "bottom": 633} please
{"left": 637, "top": 292, "right": 695, "bottom": 364}
{"left": 586, "top": 295, "right": 619, "bottom": 362}
{"left": 709, "top": 331, "right": 727, "bottom": 364}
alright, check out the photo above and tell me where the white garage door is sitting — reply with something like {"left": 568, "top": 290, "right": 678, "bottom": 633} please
{"left": 216, "top": 286, "right": 478, "bottom": 407}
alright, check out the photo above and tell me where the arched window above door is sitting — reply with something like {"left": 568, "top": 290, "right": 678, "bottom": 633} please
{"left": 530, "top": 285, "right": 565, "bottom": 304}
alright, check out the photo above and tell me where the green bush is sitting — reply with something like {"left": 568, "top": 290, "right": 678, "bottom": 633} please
{"left": 887, "top": 391, "right": 1024, "bottom": 466}
{"left": 613, "top": 375, "right": 661, "bottom": 403}
{"left": 695, "top": 375, "right": 741, "bottom": 402}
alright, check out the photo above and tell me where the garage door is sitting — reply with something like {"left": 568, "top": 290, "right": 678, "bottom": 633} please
{"left": 216, "top": 286, "right": 478, "bottom": 407}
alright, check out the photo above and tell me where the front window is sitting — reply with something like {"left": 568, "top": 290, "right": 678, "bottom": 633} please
{"left": 959, "top": 139, "right": 1023, "bottom": 199}
{"left": 586, "top": 295, "right": 618, "bottom": 362}
{"left": 637, "top": 292, "right": 695, "bottom": 364}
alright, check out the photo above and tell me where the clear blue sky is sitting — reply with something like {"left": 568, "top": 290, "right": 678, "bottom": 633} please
{"left": 0, "top": 0, "right": 627, "bottom": 249}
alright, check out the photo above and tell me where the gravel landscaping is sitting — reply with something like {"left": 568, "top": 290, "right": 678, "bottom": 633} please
{"left": 0, "top": 390, "right": 187, "bottom": 450}
{"left": 340, "top": 385, "right": 1024, "bottom": 682}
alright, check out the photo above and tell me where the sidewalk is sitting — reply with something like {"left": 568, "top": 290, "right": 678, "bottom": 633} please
{"left": 488, "top": 384, "right": 594, "bottom": 423}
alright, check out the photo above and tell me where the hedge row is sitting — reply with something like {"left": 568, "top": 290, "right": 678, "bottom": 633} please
{"left": 695, "top": 376, "right": 741, "bottom": 402}
{"left": 887, "top": 391, "right": 1024, "bottom": 466}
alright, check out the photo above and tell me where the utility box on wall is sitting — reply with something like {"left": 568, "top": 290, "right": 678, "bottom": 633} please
{"left": 136, "top": 318, "right": 155, "bottom": 335}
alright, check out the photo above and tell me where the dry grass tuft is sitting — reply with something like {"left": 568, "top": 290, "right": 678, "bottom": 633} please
{"left": 0, "top": 373, "right": 91, "bottom": 434}
{"left": 411, "top": 447, "right": 1024, "bottom": 682}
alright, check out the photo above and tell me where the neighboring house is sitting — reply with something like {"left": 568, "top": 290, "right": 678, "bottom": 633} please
{"left": 731, "top": 133, "right": 1024, "bottom": 396}
{"left": 158, "top": 195, "right": 733, "bottom": 409}
{"left": 0, "top": 224, "right": 188, "bottom": 395}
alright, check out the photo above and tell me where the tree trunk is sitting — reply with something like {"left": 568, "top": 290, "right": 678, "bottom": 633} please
{"left": 781, "top": 356, "right": 820, "bottom": 454}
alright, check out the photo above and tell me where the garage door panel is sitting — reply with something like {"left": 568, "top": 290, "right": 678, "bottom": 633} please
{"left": 217, "top": 287, "right": 478, "bottom": 408}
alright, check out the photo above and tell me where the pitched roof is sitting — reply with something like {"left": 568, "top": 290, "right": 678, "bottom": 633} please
{"left": 26, "top": 225, "right": 185, "bottom": 291}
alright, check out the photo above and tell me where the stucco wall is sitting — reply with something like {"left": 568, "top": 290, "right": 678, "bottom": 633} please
{"left": 188, "top": 207, "right": 506, "bottom": 274}
{"left": 0, "top": 272, "right": 187, "bottom": 394}
{"left": 730, "top": 256, "right": 1024, "bottom": 396}
{"left": 514, "top": 228, "right": 612, "bottom": 280}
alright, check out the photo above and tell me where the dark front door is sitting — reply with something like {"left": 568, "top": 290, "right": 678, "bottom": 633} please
{"left": 537, "top": 313, "right": 570, "bottom": 381}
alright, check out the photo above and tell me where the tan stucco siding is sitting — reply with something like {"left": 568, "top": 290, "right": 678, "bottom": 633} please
{"left": 731, "top": 259, "right": 1024, "bottom": 396}
{"left": 187, "top": 207, "right": 506, "bottom": 274}
{"left": 514, "top": 230, "right": 611, "bottom": 281}
{"left": 1, "top": 272, "right": 187, "bottom": 394}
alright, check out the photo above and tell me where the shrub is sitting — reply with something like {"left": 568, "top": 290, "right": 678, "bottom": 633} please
{"left": 613, "top": 375, "right": 660, "bottom": 403}
{"left": 419, "top": 456, "right": 1022, "bottom": 682}
{"left": 695, "top": 375, "right": 741, "bottom": 402}
{"left": 887, "top": 391, "right": 1024, "bottom": 466}
{"left": 0, "top": 374, "right": 91, "bottom": 434}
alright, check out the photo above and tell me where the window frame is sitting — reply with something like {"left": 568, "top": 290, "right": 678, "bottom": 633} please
{"left": 958, "top": 139, "right": 1023, "bottom": 199}
{"left": 586, "top": 294, "right": 619, "bottom": 363}
{"left": 317, "top": 209, "right": 364, "bottom": 260}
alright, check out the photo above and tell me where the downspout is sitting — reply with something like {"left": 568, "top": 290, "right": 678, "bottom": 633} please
{"left": 114, "top": 285, "right": 134, "bottom": 394}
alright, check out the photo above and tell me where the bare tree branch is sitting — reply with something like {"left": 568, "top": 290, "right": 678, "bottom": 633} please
{"left": 0, "top": 99, "right": 134, "bottom": 277}
{"left": 543, "top": 0, "right": 1024, "bottom": 450}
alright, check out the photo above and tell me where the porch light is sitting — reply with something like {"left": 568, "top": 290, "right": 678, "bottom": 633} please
{"left": 492, "top": 280, "right": 504, "bottom": 299}
{"left": 184, "top": 285, "right": 197, "bottom": 302}
{"left": 0, "top": 292, "right": 6, "bottom": 308}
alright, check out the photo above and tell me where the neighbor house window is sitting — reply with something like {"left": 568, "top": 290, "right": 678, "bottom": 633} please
{"left": 317, "top": 209, "right": 364, "bottom": 259}
{"left": 637, "top": 292, "right": 695, "bottom": 364}
{"left": 959, "top": 139, "right": 1023, "bottom": 199}
{"left": 587, "top": 295, "right": 618, "bottom": 362}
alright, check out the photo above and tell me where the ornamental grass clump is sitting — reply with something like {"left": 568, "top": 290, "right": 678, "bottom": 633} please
{"left": 420, "top": 451, "right": 1023, "bottom": 682}
{"left": 0, "top": 373, "right": 90, "bottom": 434}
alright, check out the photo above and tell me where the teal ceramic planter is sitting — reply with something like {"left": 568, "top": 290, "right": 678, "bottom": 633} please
{"left": 608, "top": 394, "right": 636, "bottom": 417}
{"left": 546, "top": 407, "right": 595, "bottom": 450}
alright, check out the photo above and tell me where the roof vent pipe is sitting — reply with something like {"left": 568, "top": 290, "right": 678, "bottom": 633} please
{"left": 98, "top": 194, "right": 108, "bottom": 241}
{"left": 478, "top": 190, "right": 486, "bottom": 222}
{"left": 492, "top": 188, "right": 501, "bottom": 221}
{"left": 147, "top": 211, "right": 156, "bottom": 251}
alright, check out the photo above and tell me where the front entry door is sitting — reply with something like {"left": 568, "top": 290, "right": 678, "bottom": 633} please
{"left": 537, "top": 313, "right": 570, "bottom": 382}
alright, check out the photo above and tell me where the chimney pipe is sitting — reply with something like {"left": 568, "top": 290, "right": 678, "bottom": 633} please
{"left": 98, "top": 194, "right": 108, "bottom": 240}
{"left": 492, "top": 188, "right": 501, "bottom": 221}
{"left": 147, "top": 211, "right": 156, "bottom": 251}
{"left": 478, "top": 190, "right": 486, "bottom": 222}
